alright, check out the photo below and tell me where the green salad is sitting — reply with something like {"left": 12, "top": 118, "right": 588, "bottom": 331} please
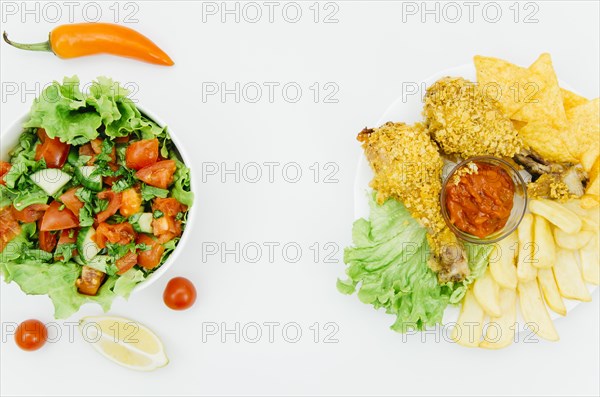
{"left": 0, "top": 77, "right": 193, "bottom": 319}
{"left": 338, "top": 194, "right": 491, "bottom": 332}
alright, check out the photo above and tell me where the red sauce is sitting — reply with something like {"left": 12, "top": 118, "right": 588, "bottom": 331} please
{"left": 445, "top": 162, "right": 515, "bottom": 238}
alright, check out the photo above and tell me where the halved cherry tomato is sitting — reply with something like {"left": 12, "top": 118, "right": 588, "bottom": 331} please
{"left": 93, "top": 222, "right": 136, "bottom": 249}
{"left": 0, "top": 161, "right": 11, "bottom": 185}
{"left": 136, "top": 234, "right": 165, "bottom": 269}
{"left": 0, "top": 207, "right": 21, "bottom": 252}
{"left": 152, "top": 215, "right": 182, "bottom": 238}
{"left": 120, "top": 187, "right": 142, "bottom": 217}
{"left": 15, "top": 319, "right": 48, "bottom": 351}
{"left": 136, "top": 160, "right": 176, "bottom": 189}
{"left": 11, "top": 204, "right": 48, "bottom": 223}
{"left": 96, "top": 190, "right": 122, "bottom": 223}
{"left": 34, "top": 129, "right": 70, "bottom": 169}
{"left": 152, "top": 197, "right": 187, "bottom": 217}
{"left": 59, "top": 188, "right": 84, "bottom": 218}
{"left": 163, "top": 277, "right": 196, "bottom": 311}
{"left": 126, "top": 138, "right": 159, "bottom": 170}
{"left": 115, "top": 251, "right": 138, "bottom": 275}
{"left": 39, "top": 225, "right": 58, "bottom": 253}
{"left": 40, "top": 201, "right": 79, "bottom": 231}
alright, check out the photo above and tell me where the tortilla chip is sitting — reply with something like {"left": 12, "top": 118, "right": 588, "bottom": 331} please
{"left": 585, "top": 156, "right": 599, "bottom": 197}
{"left": 561, "top": 88, "right": 588, "bottom": 111}
{"left": 512, "top": 53, "right": 567, "bottom": 129}
{"left": 517, "top": 121, "right": 577, "bottom": 163}
{"left": 565, "top": 98, "right": 600, "bottom": 170}
{"left": 474, "top": 55, "right": 532, "bottom": 117}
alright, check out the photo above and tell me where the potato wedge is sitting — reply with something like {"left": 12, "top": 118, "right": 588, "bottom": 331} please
{"left": 480, "top": 288, "right": 517, "bottom": 350}
{"left": 451, "top": 289, "right": 485, "bottom": 348}
{"left": 518, "top": 280, "right": 559, "bottom": 342}
{"left": 529, "top": 199, "right": 582, "bottom": 234}
{"left": 489, "top": 231, "right": 518, "bottom": 289}
{"left": 533, "top": 215, "right": 555, "bottom": 269}
{"left": 473, "top": 268, "right": 502, "bottom": 317}
{"left": 517, "top": 214, "right": 537, "bottom": 281}
{"left": 580, "top": 238, "right": 599, "bottom": 285}
{"left": 537, "top": 268, "right": 567, "bottom": 316}
{"left": 554, "top": 249, "right": 592, "bottom": 301}
{"left": 554, "top": 228, "right": 594, "bottom": 250}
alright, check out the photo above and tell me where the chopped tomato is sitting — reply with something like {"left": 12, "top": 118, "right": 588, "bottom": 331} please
{"left": 115, "top": 136, "right": 130, "bottom": 144}
{"left": 11, "top": 204, "right": 48, "bottom": 223}
{"left": 0, "top": 161, "right": 11, "bottom": 185}
{"left": 76, "top": 266, "right": 106, "bottom": 295}
{"left": 93, "top": 222, "right": 136, "bottom": 249}
{"left": 0, "top": 207, "right": 21, "bottom": 252}
{"left": 157, "top": 232, "right": 178, "bottom": 244}
{"left": 152, "top": 215, "right": 182, "bottom": 239}
{"left": 152, "top": 197, "right": 187, "bottom": 217}
{"left": 90, "top": 138, "right": 116, "bottom": 163}
{"left": 136, "top": 160, "right": 176, "bottom": 189}
{"left": 115, "top": 251, "right": 138, "bottom": 275}
{"left": 59, "top": 188, "right": 84, "bottom": 218}
{"left": 96, "top": 190, "right": 122, "bottom": 223}
{"left": 126, "top": 138, "right": 159, "bottom": 170}
{"left": 120, "top": 187, "right": 142, "bottom": 217}
{"left": 40, "top": 201, "right": 79, "bottom": 231}
{"left": 104, "top": 163, "right": 121, "bottom": 186}
{"left": 38, "top": 220, "right": 58, "bottom": 253}
{"left": 55, "top": 229, "right": 78, "bottom": 260}
{"left": 136, "top": 234, "right": 165, "bottom": 269}
{"left": 34, "top": 129, "right": 70, "bottom": 169}
{"left": 79, "top": 143, "right": 95, "bottom": 157}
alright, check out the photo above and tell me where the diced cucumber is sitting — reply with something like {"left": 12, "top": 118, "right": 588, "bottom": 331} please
{"left": 67, "top": 147, "right": 79, "bottom": 166}
{"left": 75, "top": 166, "right": 102, "bottom": 191}
{"left": 84, "top": 255, "right": 109, "bottom": 273}
{"left": 131, "top": 213, "right": 153, "bottom": 233}
{"left": 30, "top": 169, "right": 72, "bottom": 196}
{"left": 77, "top": 227, "right": 100, "bottom": 263}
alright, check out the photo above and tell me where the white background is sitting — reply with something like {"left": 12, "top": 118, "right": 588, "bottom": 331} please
{"left": 1, "top": 1, "right": 599, "bottom": 396}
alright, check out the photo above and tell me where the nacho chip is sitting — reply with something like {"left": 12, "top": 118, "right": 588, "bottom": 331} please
{"left": 566, "top": 98, "right": 600, "bottom": 170}
{"left": 561, "top": 88, "right": 588, "bottom": 111}
{"left": 512, "top": 53, "right": 567, "bottom": 129}
{"left": 474, "top": 55, "right": 531, "bottom": 117}
{"left": 517, "top": 121, "right": 577, "bottom": 163}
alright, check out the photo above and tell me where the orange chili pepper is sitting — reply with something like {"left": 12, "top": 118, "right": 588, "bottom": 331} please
{"left": 3, "top": 23, "right": 173, "bottom": 66}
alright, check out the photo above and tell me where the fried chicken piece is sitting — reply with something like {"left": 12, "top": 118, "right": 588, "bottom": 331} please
{"left": 358, "top": 122, "right": 469, "bottom": 283}
{"left": 424, "top": 77, "right": 522, "bottom": 158}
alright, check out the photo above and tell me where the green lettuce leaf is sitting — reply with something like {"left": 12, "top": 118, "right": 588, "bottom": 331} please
{"left": 339, "top": 194, "right": 491, "bottom": 333}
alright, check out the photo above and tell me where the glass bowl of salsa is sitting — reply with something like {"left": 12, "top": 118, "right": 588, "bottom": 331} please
{"left": 440, "top": 156, "right": 527, "bottom": 244}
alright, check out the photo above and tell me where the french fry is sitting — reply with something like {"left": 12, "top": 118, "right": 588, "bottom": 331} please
{"left": 580, "top": 238, "right": 599, "bottom": 285}
{"left": 562, "top": 199, "right": 599, "bottom": 231}
{"left": 553, "top": 249, "right": 592, "bottom": 301}
{"left": 537, "top": 268, "right": 567, "bottom": 316}
{"left": 451, "top": 289, "right": 485, "bottom": 348}
{"left": 480, "top": 288, "right": 517, "bottom": 350}
{"left": 473, "top": 268, "right": 502, "bottom": 317}
{"left": 529, "top": 199, "right": 582, "bottom": 234}
{"left": 489, "top": 231, "right": 518, "bottom": 289}
{"left": 518, "top": 280, "right": 560, "bottom": 342}
{"left": 517, "top": 214, "right": 537, "bottom": 281}
{"left": 533, "top": 215, "right": 555, "bottom": 269}
{"left": 554, "top": 228, "right": 594, "bottom": 250}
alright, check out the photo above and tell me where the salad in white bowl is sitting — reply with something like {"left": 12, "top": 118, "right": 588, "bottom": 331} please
{"left": 0, "top": 77, "right": 194, "bottom": 319}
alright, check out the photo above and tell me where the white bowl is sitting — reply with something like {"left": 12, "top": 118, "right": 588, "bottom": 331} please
{"left": 0, "top": 106, "right": 196, "bottom": 293}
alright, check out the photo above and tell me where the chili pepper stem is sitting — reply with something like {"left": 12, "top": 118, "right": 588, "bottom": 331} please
{"left": 3, "top": 32, "right": 53, "bottom": 53}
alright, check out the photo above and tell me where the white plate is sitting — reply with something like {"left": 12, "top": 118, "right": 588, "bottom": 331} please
{"left": 1, "top": 106, "right": 197, "bottom": 294}
{"left": 353, "top": 63, "right": 597, "bottom": 329}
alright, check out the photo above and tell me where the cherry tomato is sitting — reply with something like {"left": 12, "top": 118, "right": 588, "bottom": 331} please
{"left": 120, "top": 187, "right": 142, "bottom": 217}
{"left": 59, "top": 188, "right": 84, "bottom": 218}
{"left": 15, "top": 319, "right": 48, "bottom": 351}
{"left": 136, "top": 234, "right": 165, "bottom": 269}
{"left": 11, "top": 203, "right": 48, "bottom": 223}
{"left": 39, "top": 201, "right": 79, "bottom": 231}
{"left": 163, "top": 277, "right": 196, "bottom": 311}
{"left": 0, "top": 161, "right": 11, "bottom": 185}
{"left": 35, "top": 129, "right": 70, "bottom": 169}
{"left": 95, "top": 190, "right": 122, "bottom": 223}
{"left": 136, "top": 160, "right": 177, "bottom": 189}
{"left": 126, "top": 138, "right": 159, "bottom": 170}
{"left": 0, "top": 207, "right": 21, "bottom": 252}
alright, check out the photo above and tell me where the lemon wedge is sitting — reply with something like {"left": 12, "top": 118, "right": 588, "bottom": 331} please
{"left": 79, "top": 316, "right": 169, "bottom": 371}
